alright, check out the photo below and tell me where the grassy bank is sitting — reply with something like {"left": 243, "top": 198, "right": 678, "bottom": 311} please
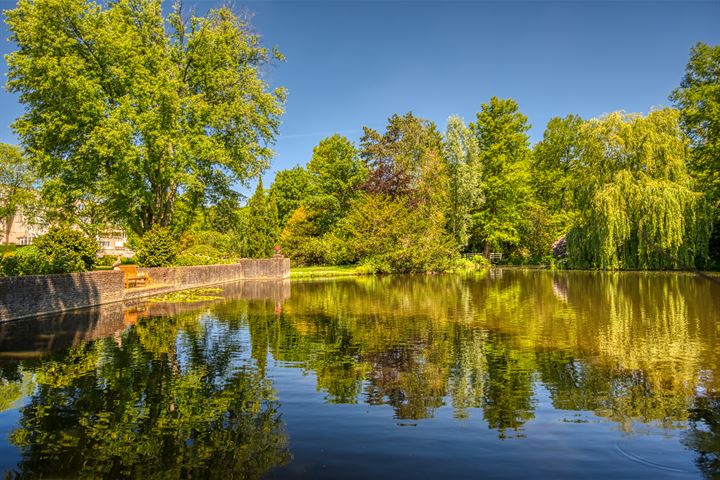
{"left": 290, "top": 266, "right": 361, "bottom": 279}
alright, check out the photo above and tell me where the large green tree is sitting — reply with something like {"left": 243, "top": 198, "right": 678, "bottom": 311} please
{"left": 0, "top": 143, "right": 36, "bottom": 244}
{"left": 270, "top": 166, "right": 314, "bottom": 227}
{"left": 470, "top": 97, "right": 533, "bottom": 256}
{"left": 6, "top": 0, "right": 285, "bottom": 235}
{"left": 442, "top": 116, "right": 482, "bottom": 250}
{"left": 670, "top": 42, "right": 720, "bottom": 263}
{"left": 307, "top": 134, "right": 365, "bottom": 212}
{"left": 671, "top": 43, "right": 720, "bottom": 208}
{"left": 566, "top": 109, "right": 711, "bottom": 269}
{"left": 526, "top": 115, "right": 585, "bottom": 257}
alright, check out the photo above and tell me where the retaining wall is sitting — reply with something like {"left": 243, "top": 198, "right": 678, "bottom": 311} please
{"left": 0, "top": 257, "right": 290, "bottom": 322}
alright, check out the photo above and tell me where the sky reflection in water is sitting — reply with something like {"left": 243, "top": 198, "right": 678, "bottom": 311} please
{"left": 0, "top": 270, "right": 718, "bottom": 479}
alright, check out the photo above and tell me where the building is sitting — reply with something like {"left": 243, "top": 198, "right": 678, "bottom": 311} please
{"left": 2, "top": 214, "right": 134, "bottom": 258}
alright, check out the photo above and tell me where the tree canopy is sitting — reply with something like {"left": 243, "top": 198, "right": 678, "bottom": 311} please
{"left": 469, "top": 97, "right": 533, "bottom": 255}
{"left": 6, "top": 0, "right": 285, "bottom": 235}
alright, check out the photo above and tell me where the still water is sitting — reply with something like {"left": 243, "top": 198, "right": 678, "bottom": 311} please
{"left": 0, "top": 270, "right": 718, "bottom": 479}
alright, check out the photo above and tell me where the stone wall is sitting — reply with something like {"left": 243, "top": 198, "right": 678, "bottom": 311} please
{"left": 0, "top": 258, "right": 290, "bottom": 322}
{"left": 0, "top": 271, "right": 124, "bottom": 322}
{"left": 139, "top": 257, "right": 289, "bottom": 287}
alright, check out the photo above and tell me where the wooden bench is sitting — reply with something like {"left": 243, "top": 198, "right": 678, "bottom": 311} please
{"left": 118, "top": 265, "right": 150, "bottom": 288}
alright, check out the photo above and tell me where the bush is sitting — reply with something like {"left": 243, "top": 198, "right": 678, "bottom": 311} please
{"left": 180, "top": 230, "right": 233, "bottom": 254}
{"left": 33, "top": 226, "right": 100, "bottom": 273}
{"left": 344, "top": 195, "right": 457, "bottom": 273}
{"left": 0, "top": 246, "right": 48, "bottom": 276}
{"left": 355, "top": 257, "right": 392, "bottom": 275}
{"left": 0, "top": 226, "right": 99, "bottom": 276}
{"left": 175, "top": 245, "right": 232, "bottom": 266}
{"left": 136, "top": 226, "right": 178, "bottom": 267}
{"left": 448, "top": 255, "right": 491, "bottom": 273}
{"left": 280, "top": 206, "right": 353, "bottom": 266}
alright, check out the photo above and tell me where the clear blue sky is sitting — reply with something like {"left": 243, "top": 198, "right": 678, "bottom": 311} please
{"left": 1, "top": 0, "right": 719, "bottom": 196}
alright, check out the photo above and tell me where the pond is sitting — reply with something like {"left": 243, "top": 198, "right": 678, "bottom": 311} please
{"left": 0, "top": 270, "right": 718, "bottom": 479}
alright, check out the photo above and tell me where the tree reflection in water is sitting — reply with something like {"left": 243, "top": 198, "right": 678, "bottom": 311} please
{"left": 7, "top": 312, "right": 289, "bottom": 479}
{"left": 2, "top": 271, "right": 719, "bottom": 478}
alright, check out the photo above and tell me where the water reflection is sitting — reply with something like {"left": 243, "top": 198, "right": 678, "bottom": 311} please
{"left": 0, "top": 272, "right": 718, "bottom": 478}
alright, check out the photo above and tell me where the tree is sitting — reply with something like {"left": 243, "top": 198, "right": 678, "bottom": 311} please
{"left": 470, "top": 97, "right": 533, "bottom": 256}
{"left": 307, "top": 134, "right": 365, "bottom": 212}
{"left": 526, "top": 115, "right": 585, "bottom": 257}
{"left": 531, "top": 115, "right": 584, "bottom": 215}
{"left": 442, "top": 116, "right": 482, "bottom": 250}
{"left": 360, "top": 112, "right": 444, "bottom": 202}
{"left": 244, "top": 179, "right": 279, "bottom": 258}
{"left": 566, "top": 110, "right": 711, "bottom": 269}
{"left": 0, "top": 144, "right": 35, "bottom": 244}
{"left": 270, "top": 166, "right": 314, "bottom": 227}
{"left": 6, "top": 0, "right": 286, "bottom": 236}
{"left": 670, "top": 42, "right": 720, "bottom": 263}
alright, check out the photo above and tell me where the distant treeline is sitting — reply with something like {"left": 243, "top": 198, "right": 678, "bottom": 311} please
{"left": 1, "top": 0, "right": 717, "bottom": 271}
{"left": 254, "top": 43, "right": 719, "bottom": 271}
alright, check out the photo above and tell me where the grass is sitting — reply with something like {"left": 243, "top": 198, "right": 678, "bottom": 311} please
{"left": 290, "top": 265, "right": 361, "bottom": 279}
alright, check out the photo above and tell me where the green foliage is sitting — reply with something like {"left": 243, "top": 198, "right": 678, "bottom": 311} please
{"left": 135, "top": 225, "right": 178, "bottom": 267}
{"left": 175, "top": 245, "right": 230, "bottom": 266}
{"left": 0, "top": 246, "right": 47, "bottom": 277}
{"left": 528, "top": 114, "right": 584, "bottom": 255}
{"left": 566, "top": 110, "right": 711, "bottom": 269}
{"left": 180, "top": 229, "right": 233, "bottom": 254}
{"left": 1, "top": 226, "right": 100, "bottom": 276}
{"left": 280, "top": 205, "right": 351, "bottom": 266}
{"left": 343, "top": 194, "right": 457, "bottom": 273}
{"left": 244, "top": 179, "right": 279, "bottom": 258}
{"left": 0, "top": 143, "right": 36, "bottom": 244}
{"left": 270, "top": 166, "right": 314, "bottom": 226}
{"left": 470, "top": 97, "right": 533, "bottom": 255}
{"left": 307, "top": 134, "right": 365, "bottom": 211}
{"left": 6, "top": 0, "right": 285, "bottom": 235}
{"left": 671, "top": 42, "right": 720, "bottom": 210}
{"left": 0, "top": 245, "right": 18, "bottom": 255}
{"left": 33, "top": 225, "right": 100, "bottom": 273}
{"left": 174, "top": 229, "right": 238, "bottom": 265}
{"left": 443, "top": 116, "right": 483, "bottom": 250}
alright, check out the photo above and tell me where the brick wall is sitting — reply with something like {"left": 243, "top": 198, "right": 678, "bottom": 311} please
{"left": 139, "top": 257, "right": 290, "bottom": 287}
{"left": 0, "top": 271, "right": 124, "bottom": 322}
{"left": 0, "top": 258, "right": 290, "bottom": 322}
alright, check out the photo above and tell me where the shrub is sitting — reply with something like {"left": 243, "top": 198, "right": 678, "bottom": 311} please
{"left": 33, "top": 226, "right": 100, "bottom": 273}
{"left": 355, "top": 257, "right": 392, "bottom": 275}
{"left": 136, "top": 226, "right": 178, "bottom": 267}
{"left": 344, "top": 194, "right": 457, "bottom": 273}
{"left": 280, "top": 207, "right": 352, "bottom": 266}
{"left": 0, "top": 226, "right": 100, "bottom": 276}
{"left": 0, "top": 246, "right": 48, "bottom": 276}
{"left": 180, "top": 230, "right": 233, "bottom": 254}
{"left": 175, "top": 245, "right": 232, "bottom": 266}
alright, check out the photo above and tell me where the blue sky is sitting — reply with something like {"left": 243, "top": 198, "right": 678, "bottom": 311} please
{"left": 1, "top": 0, "right": 719, "bottom": 196}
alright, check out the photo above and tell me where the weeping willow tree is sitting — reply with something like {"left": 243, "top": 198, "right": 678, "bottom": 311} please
{"left": 566, "top": 109, "right": 711, "bottom": 269}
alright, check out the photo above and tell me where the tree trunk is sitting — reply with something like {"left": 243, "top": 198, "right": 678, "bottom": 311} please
{"left": 3, "top": 211, "right": 15, "bottom": 245}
